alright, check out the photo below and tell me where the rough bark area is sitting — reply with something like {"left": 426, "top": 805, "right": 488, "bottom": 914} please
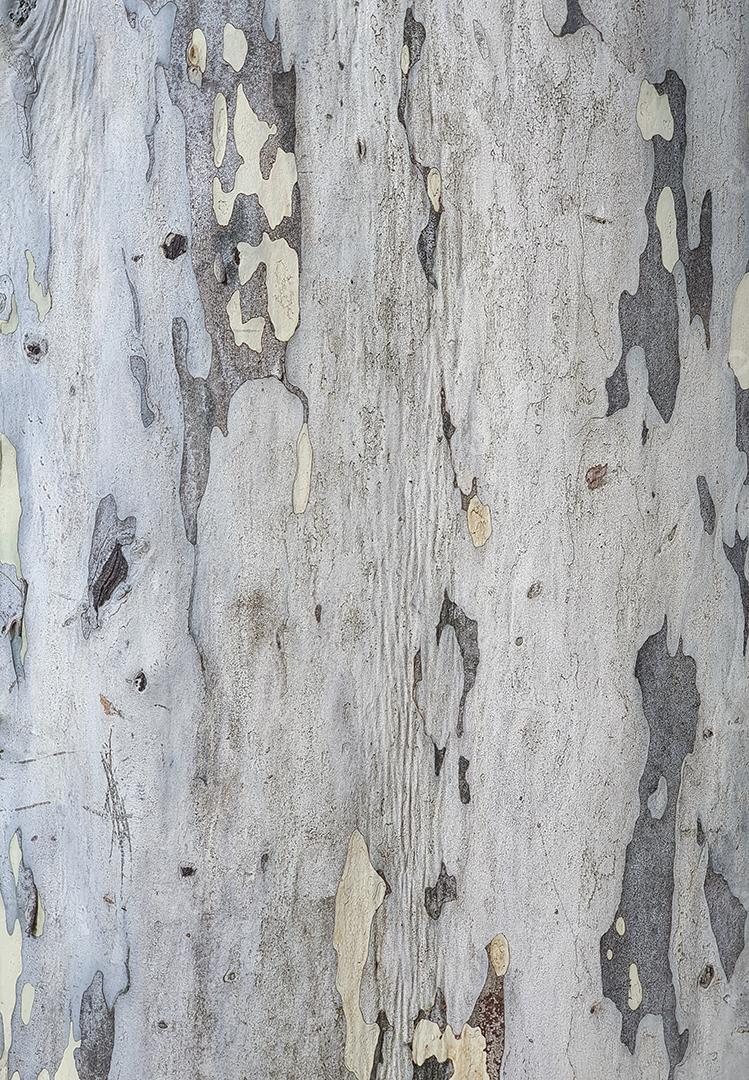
{"left": 0, "top": 0, "right": 747, "bottom": 1078}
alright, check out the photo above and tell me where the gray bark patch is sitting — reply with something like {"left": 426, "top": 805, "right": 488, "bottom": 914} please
{"left": 0, "top": 562, "right": 25, "bottom": 637}
{"left": 696, "top": 476, "right": 715, "bottom": 535}
{"left": 75, "top": 971, "right": 115, "bottom": 1080}
{"left": 82, "top": 495, "right": 136, "bottom": 638}
{"left": 704, "top": 851, "right": 747, "bottom": 981}
{"left": 600, "top": 619, "right": 698, "bottom": 1079}
{"left": 468, "top": 945, "right": 506, "bottom": 1080}
{"left": 161, "top": 231, "right": 187, "bottom": 260}
{"left": 437, "top": 592, "right": 480, "bottom": 736}
{"left": 457, "top": 755, "right": 471, "bottom": 804}
{"left": 165, "top": 5, "right": 306, "bottom": 544}
{"left": 412, "top": 991, "right": 453, "bottom": 1080}
{"left": 425, "top": 862, "right": 457, "bottom": 920}
{"left": 129, "top": 355, "right": 155, "bottom": 428}
{"left": 735, "top": 378, "right": 749, "bottom": 484}
{"left": 606, "top": 72, "right": 713, "bottom": 423}
{"left": 414, "top": 1062, "right": 454, "bottom": 1080}
{"left": 370, "top": 1010, "right": 390, "bottom": 1080}
{"left": 560, "top": 0, "right": 592, "bottom": 36}
{"left": 10, "top": 832, "right": 39, "bottom": 936}
{"left": 722, "top": 532, "right": 749, "bottom": 655}
{"left": 397, "top": 6, "right": 442, "bottom": 287}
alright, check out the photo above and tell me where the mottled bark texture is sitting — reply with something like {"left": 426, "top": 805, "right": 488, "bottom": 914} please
{"left": 0, "top": 0, "right": 747, "bottom": 1078}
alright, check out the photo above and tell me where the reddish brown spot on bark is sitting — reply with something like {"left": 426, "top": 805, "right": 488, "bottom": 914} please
{"left": 100, "top": 694, "right": 123, "bottom": 717}
{"left": 585, "top": 463, "right": 608, "bottom": 490}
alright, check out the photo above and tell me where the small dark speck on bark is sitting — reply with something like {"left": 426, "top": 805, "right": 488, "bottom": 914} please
{"left": 162, "top": 233, "right": 188, "bottom": 260}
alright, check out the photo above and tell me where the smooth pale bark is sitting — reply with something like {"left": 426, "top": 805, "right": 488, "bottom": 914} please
{"left": 0, "top": 1, "right": 747, "bottom": 1078}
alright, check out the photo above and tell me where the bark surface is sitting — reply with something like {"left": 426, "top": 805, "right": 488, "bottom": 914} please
{"left": 0, "top": 1, "right": 747, "bottom": 1078}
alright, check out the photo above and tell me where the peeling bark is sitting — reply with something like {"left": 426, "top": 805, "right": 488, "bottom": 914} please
{"left": 0, "top": 1, "right": 747, "bottom": 1078}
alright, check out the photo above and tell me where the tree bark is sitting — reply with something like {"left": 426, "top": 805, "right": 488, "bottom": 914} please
{"left": 0, "top": 0, "right": 747, "bottom": 1078}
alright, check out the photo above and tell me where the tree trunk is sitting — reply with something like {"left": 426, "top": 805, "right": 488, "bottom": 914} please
{"left": 0, "top": 0, "right": 747, "bottom": 1078}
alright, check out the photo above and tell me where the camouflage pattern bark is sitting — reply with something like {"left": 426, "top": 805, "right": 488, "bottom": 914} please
{"left": 0, "top": 0, "right": 747, "bottom": 1078}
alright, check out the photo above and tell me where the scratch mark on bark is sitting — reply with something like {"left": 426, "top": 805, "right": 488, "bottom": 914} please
{"left": 101, "top": 731, "right": 131, "bottom": 884}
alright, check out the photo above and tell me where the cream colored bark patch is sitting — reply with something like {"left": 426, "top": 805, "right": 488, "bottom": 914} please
{"left": 21, "top": 981, "right": 34, "bottom": 1024}
{"left": 213, "top": 85, "right": 297, "bottom": 230}
{"left": 400, "top": 44, "right": 411, "bottom": 75}
{"left": 412, "top": 1019, "right": 489, "bottom": 1080}
{"left": 0, "top": 873, "right": 22, "bottom": 1078}
{"left": 25, "top": 251, "right": 52, "bottom": 322}
{"left": 628, "top": 963, "right": 643, "bottom": 1010}
{"left": 9, "top": 831, "right": 22, "bottom": 883}
{"left": 655, "top": 187, "right": 678, "bottom": 272}
{"left": 467, "top": 494, "right": 491, "bottom": 548}
{"left": 237, "top": 235, "right": 300, "bottom": 342}
{"left": 293, "top": 423, "right": 313, "bottom": 515}
{"left": 487, "top": 933, "right": 509, "bottom": 976}
{"left": 223, "top": 23, "right": 248, "bottom": 72}
{"left": 213, "top": 93, "right": 228, "bottom": 168}
{"left": 226, "top": 291, "right": 265, "bottom": 353}
{"left": 427, "top": 169, "right": 442, "bottom": 212}
{"left": 0, "top": 294, "right": 18, "bottom": 336}
{"left": 636, "top": 81, "right": 674, "bottom": 141}
{"left": 54, "top": 1025, "right": 81, "bottom": 1080}
{"left": 729, "top": 273, "right": 749, "bottom": 389}
{"left": 187, "top": 28, "right": 207, "bottom": 87}
{"left": 615, "top": 916, "right": 625, "bottom": 936}
{"left": 0, "top": 436, "right": 23, "bottom": 579}
{"left": 333, "top": 830, "right": 386, "bottom": 1080}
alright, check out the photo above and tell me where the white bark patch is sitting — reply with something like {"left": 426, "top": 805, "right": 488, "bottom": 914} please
{"left": 466, "top": 493, "right": 492, "bottom": 548}
{"left": 628, "top": 963, "right": 643, "bottom": 1011}
{"left": 187, "top": 28, "right": 207, "bottom": 88}
{"left": 293, "top": 423, "right": 313, "bottom": 514}
{"left": 237, "top": 235, "right": 299, "bottom": 342}
{"left": 223, "top": 23, "right": 248, "bottom": 73}
{"left": 647, "top": 775, "right": 668, "bottom": 820}
{"left": 729, "top": 273, "right": 749, "bottom": 389}
{"left": 636, "top": 80, "right": 674, "bottom": 141}
{"left": 212, "top": 85, "right": 297, "bottom": 230}
{"left": 333, "top": 831, "right": 386, "bottom": 1080}
{"left": 226, "top": 291, "right": 265, "bottom": 352}
{"left": 655, "top": 187, "right": 678, "bottom": 272}
{"left": 615, "top": 916, "right": 625, "bottom": 936}
{"left": 25, "top": 252, "right": 51, "bottom": 322}
{"left": 412, "top": 1019, "right": 490, "bottom": 1079}
{"left": 212, "top": 93, "right": 228, "bottom": 168}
